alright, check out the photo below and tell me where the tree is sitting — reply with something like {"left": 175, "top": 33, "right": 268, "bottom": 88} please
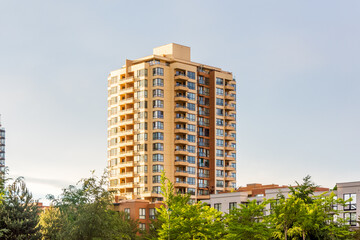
{"left": 224, "top": 200, "right": 272, "bottom": 240}
{"left": 41, "top": 171, "right": 138, "bottom": 240}
{"left": 156, "top": 172, "right": 225, "bottom": 239}
{"left": 0, "top": 177, "right": 41, "bottom": 239}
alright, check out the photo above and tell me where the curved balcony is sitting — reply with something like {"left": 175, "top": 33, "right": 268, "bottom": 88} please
{"left": 225, "top": 155, "right": 235, "bottom": 161}
{"left": 175, "top": 117, "right": 189, "bottom": 124}
{"left": 225, "top": 125, "right": 235, "bottom": 131}
{"left": 175, "top": 160, "right": 189, "bottom": 166}
{"left": 225, "top": 84, "right": 235, "bottom": 90}
{"left": 174, "top": 149, "right": 188, "bottom": 156}
{"left": 225, "top": 135, "right": 235, "bottom": 141}
{"left": 175, "top": 74, "right": 189, "bottom": 81}
{"left": 225, "top": 94, "right": 235, "bottom": 100}
{"left": 175, "top": 128, "right": 188, "bottom": 134}
{"left": 175, "top": 170, "right": 188, "bottom": 177}
{"left": 225, "top": 146, "right": 235, "bottom": 151}
{"left": 174, "top": 181, "right": 188, "bottom": 188}
{"left": 174, "top": 106, "right": 189, "bottom": 113}
{"left": 175, "top": 85, "right": 188, "bottom": 91}
{"left": 225, "top": 115, "right": 235, "bottom": 121}
{"left": 225, "top": 105, "right": 235, "bottom": 111}
{"left": 175, "top": 138, "right": 188, "bottom": 145}
{"left": 175, "top": 96, "right": 189, "bottom": 102}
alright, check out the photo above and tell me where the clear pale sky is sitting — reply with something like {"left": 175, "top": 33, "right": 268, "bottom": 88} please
{"left": 1, "top": 0, "right": 359, "bottom": 202}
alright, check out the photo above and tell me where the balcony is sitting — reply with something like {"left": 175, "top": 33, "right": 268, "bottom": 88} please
{"left": 174, "top": 74, "right": 188, "bottom": 81}
{"left": 175, "top": 149, "right": 188, "bottom": 155}
{"left": 119, "top": 182, "right": 134, "bottom": 188}
{"left": 174, "top": 181, "right": 188, "bottom": 188}
{"left": 225, "top": 145, "right": 235, "bottom": 151}
{"left": 118, "top": 161, "right": 134, "bottom": 167}
{"left": 119, "top": 172, "right": 134, "bottom": 178}
{"left": 225, "top": 93, "right": 235, "bottom": 100}
{"left": 225, "top": 84, "right": 235, "bottom": 90}
{"left": 225, "top": 124, "right": 235, "bottom": 131}
{"left": 119, "top": 118, "right": 134, "bottom": 126}
{"left": 225, "top": 165, "right": 235, "bottom": 171}
{"left": 119, "top": 151, "right": 134, "bottom": 157}
{"left": 175, "top": 117, "right": 189, "bottom": 124}
{"left": 174, "top": 106, "right": 189, "bottom": 113}
{"left": 175, "top": 138, "right": 188, "bottom": 145}
{"left": 118, "top": 97, "right": 134, "bottom": 105}
{"left": 175, "top": 127, "right": 188, "bottom": 134}
{"left": 120, "top": 77, "right": 134, "bottom": 84}
{"left": 175, "top": 159, "right": 189, "bottom": 166}
{"left": 175, "top": 84, "right": 188, "bottom": 91}
{"left": 225, "top": 115, "right": 235, "bottom": 121}
{"left": 118, "top": 87, "right": 134, "bottom": 95}
{"left": 175, "top": 170, "right": 188, "bottom": 177}
{"left": 118, "top": 109, "right": 134, "bottom": 115}
{"left": 175, "top": 96, "right": 189, "bottom": 102}
{"left": 225, "top": 155, "right": 235, "bottom": 161}
{"left": 225, "top": 104, "right": 235, "bottom": 111}
{"left": 225, "top": 135, "right": 235, "bottom": 141}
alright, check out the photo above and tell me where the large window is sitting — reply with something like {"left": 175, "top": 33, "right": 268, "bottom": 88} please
{"left": 344, "top": 194, "right": 357, "bottom": 210}
{"left": 153, "top": 154, "right": 164, "bottom": 162}
{"left": 153, "top": 186, "right": 161, "bottom": 194}
{"left": 216, "top": 77, "right": 224, "bottom": 85}
{"left": 153, "top": 89, "right": 164, "bottom": 97}
{"left": 187, "top": 82, "right": 195, "bottom": 90}
{"left": 153, "top": 78, "right": 164, "bottom": 87}
{"left": 216, "top": 98, "right": 224, "bottom": 106}
{"left": 152, "top": 67, "right": 164, "bottom": 76}
{"left": 216, "top": 129, "right": 224, "bottom": 137}
{"left": 344, "top": 212, "right": 357, "bottom": 226}
{"left": 229, "top": 202, "right": 237, "bottom": 211}
{"left": 216, "top": 139, "right": 224, "bottom": 147}
{"left": 187, "top": 177, "right": 195, "bottom": 185}
{"left": 187, "top": 92, "right": 195, "bottom": 101}
{"left": 149, "top": 208, "right": 156, "bottom": 219}
{"left": 153, "top": 143, "right": 164, "bottom": 151}
{"left": 153, "top": 100, "right": 164, "bottom": 108}
{"left": 153, "top": 164, "right": 164, "bottom": 173}
{"left": 214, "top": 203, "right": 222, "bottom": 211}
{"left": 216, "top": 88, "right": 224, "bottom": 95}
{"left": 153, "top": 132, "right": 164, "bottom": 140}
{"left": 187, "top": 135, "right": 196, "bottom": 143}
{"left": 187, "top": 103, "right": 195, "bottom": 111}
{"left": 153, "top": 121, "right": 164, "bottom": 130}
{"left": 187, "top": 71, "right": 195, "bottom": 79}
{"left": 153, "top": 110, "right": 164, "bottom": 119}
{"left": 139, "top": 208, "right": 146, "bottom": 219}
{"left": 187, "top": 124, "right": 196, "bottom": 132}
{"left": 139, "top": 223, "right": 146, "bottom": 230}
{"left": 216, "top": 180, "right": 224, "bottom": 187}
{"left": 153, "top": 175, "right": 161, "bottom": 183}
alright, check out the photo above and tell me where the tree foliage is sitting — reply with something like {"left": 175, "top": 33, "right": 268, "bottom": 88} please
{"left": 156, "top": 172, "right": 224, "bottom": 239}
{"left": 41, "top": 171, "right": 138, "bottom": 240}
{"left": 0, "top": 177, "right": 41, "bottom": 239}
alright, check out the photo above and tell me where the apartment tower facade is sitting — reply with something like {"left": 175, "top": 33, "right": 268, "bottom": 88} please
{"left": 107, "top": 43, "right": 236, "bottom": 201}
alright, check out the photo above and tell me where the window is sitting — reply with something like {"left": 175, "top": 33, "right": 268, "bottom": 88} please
{"left": 344, "top": 212, "right": 357, "bottom": 226}
{"left": 187, "top": 82, "right": 195, "bottom": 90}
{"left": 187, "top": 114, "right": 195, "bottom": 122}
{"left": 135, "top": 101, "right": 148, "bottom": 109}
{"left": 139, "top": 223, "right": 146, "bottom": 230}
{"left": 136, "top": 90, "right": 148, "bottom": 98}
{"left": 153, "top": 164, "right": 164, "bottom": 173}
{"left": 137, "top": 111, "right": 148, "bottom": 119}
{"left": 136, "top": 79, "right": 148, "bottom": 88}
{"left": 187, "top": 92, "right": 195, "bottom": 101}
{"left": 216, "top": 77, "right": 223, "bottom": 85}
{"left": 153, "top": 143, "right": 164, "bottom": 151}
{"left": 153, "top": 186, "right": 161, "bottom": 194}
{"left": 216, "top": 160, "right": 224, "bottom": 167}
{"left": 153, "top": 175, "right": 161, "bottom": 183}
{"left": 216, "top": 98, "right": 224, "bottom": 106}
{"left": 153, "top": 78, "right": 164, "bottom": 87}
{"left": 216, "top": 180, "right": 224, "bottom": 187}
{"left": 187, "top": 156, "right": 195, "bottom": 164}
{"left": 187, "top": 103, "right": 195, "bottom": 111}
{"left": 214, "top": 203, "right": 222, "bottom": 211}
{"left": 187, "top": 71, "right": 195, "bottom": 79}
{"left": 216, "top": 88, "right": 224, "bottom": 96}
{"left": 136, "top": 69, "right": 148, "bottom": 77}
{"left": 153, "top": 110, "right": 164, "bottom": 119}
{"left": 229, "top": 202, "right": 237, "bottom": 210}
{"left": 136, "top": 133, "right": 148, "bottom": 141}
{"left": 187, "top": 135, "right": 195, "bottom": 143}
{"left": 135, "top": 144, "right": 147, "bottom": 151}
{"left": 153, "top": 121, "right": 164, "bottom": 130}
{"left": 188, "top": 167, "right": 196, "bottom": 175}
{"left": 344, "top": 194, "right": 357, "bottom": 210}
{"left": 152, "top": 67, "right": 164, "bottom": 76}
{"left": 216, "top": 129, "right": 224, "bottom": 137}
{"left": 216, "top": 150, "right": 224, "bottom": 157}
{"left": 198, "top": 86, "right": 209, "bottom": 96}
{"left": 216, "top": 108, "right": 223, "bottom": 116}
{"left": 124, "top": 208, "right": 130, "bottom": 214}
{"left": 188, "top": 188, "right": 196, "bottom": 195}
{"left": 136, "top": 122, "right": 148, "bottom": 130}
{"left": 153, "top": 154, "right": 164, "bottom": 162}
{"left": 153, "top": 89, "right": 164, "bottom": 97}
{"left": 187, "top": 124, "right": 196, "bottom": 132}
{"left": 139, "top": 208, "right": 146, "bottom": 219}
{"left": 187, "top": 145, "right": 195, "bottom": 153}
{"left": 149, "top": 208, "right": 156, "bottom": 219}
{"left": 216, "top": 139, "right": 224, "bottom": 147}
{"left": 216, "top": 119, "right": 224, "bottom": 126}
{"left": 153, "top": 132, "right": 164, "bottom": 140}
{"left": 153, "top": 100, "right": 164, "bottom": 108}
{"left": 187, "top": 177, "right": 195, "bottom": 185}
{"left": 216, "top": 170, "right": 224, "bottom": 177}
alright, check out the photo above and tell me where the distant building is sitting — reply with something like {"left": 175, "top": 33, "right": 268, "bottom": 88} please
{"left": 107, "top": 43, "right": 237, "bottom": 202}
{"left": 112, "top": 199, "right": 163, "bottom": 231}
{"left": 203, "top": 181, "right": 359, "bottom": 226}
{"left": 0, "top": 117, "right": 5, "bottom": 176}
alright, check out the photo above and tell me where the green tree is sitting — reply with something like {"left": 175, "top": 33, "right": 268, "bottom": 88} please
{"left": 224, "top": 200, "right": 272, "bottom": 240}
{"left": 42, "top": 171, "right": 138, "bottom": 240}
{"left": 156, "top": 172, "right": 225, "bottom": 239}
{"left": 0, "top": 177, "right": 41, "bottom": 239}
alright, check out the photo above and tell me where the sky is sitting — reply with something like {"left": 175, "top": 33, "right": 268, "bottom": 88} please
{"left": 0, "top": 0, "right": 359, "bottom": 202}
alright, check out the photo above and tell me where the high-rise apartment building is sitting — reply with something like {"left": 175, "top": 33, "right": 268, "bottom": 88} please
{"left": 0, "top": 117, "right": 5, "bottom": 175}
{"left": 107, "top": 43, "right": 236, "bottom": 201}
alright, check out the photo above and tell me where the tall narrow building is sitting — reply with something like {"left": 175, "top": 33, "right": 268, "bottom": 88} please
{"left": 0, "top": 117, "right": 5, "bottom": 176}
{"left": 107, "top": 43, "right": 236, "bottom": 201}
